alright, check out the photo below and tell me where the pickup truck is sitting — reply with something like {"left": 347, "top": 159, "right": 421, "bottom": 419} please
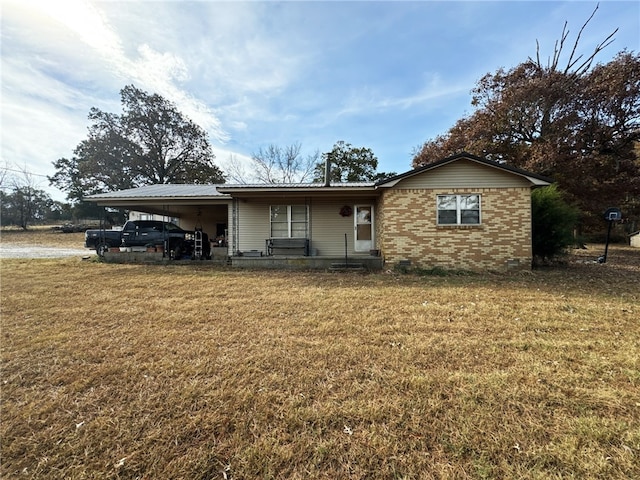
{"left": 84, "top": 220, "right": 210, "bottom": 259}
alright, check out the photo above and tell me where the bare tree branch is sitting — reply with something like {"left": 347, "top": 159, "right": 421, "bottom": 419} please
{"left": 221, "top": 154, "right": 250, "bottom": 184}
{"left": 530, "top": 5, "right": 618, "bottom": 77}
{"left": 251, "top": 143, "right": 318, "bottom": 184}
{"left": 551, "top": 22, "right": 570, "bottom": 71}
{"left": 571, "top": 28, "right": 618, "bottom": 75}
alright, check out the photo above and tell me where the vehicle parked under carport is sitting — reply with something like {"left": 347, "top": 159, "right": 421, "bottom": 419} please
{"left": 84, "top": 220, "right": 210, "bottom": 259}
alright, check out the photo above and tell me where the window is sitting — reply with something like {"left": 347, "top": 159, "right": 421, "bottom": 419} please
{"left": 270, "top": 205, "right": 308, "bottom": 237}
{"left": 437, "top": 194, "right": 481, "bottom": 225}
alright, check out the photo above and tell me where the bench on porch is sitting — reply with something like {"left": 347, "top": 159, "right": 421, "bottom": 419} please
{"left": 266, "top": 237, "right": 310, "bottom": 256}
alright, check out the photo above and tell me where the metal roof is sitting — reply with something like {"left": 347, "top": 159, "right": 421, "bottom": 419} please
{"left": 85, "top": 184, "right": 228, "bottom": 200}
{"left": 221, "top": 182, "right": 375, "bottom": 188}
{"left": 217, "top": 182, "right": 375, "bottom": 193}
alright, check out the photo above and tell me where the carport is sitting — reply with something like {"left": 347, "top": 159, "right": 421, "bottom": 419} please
{"left": 85, "top": 184, "right": 231, "bottom": 257}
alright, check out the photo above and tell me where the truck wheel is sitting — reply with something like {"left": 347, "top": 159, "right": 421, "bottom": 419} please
{"left": 96, "top": 242, "right": 110, "bottom": 257}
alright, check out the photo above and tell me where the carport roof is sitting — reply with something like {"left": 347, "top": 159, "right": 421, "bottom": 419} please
{"left": 85, "top": 184, "right": 229, "bottom": 201}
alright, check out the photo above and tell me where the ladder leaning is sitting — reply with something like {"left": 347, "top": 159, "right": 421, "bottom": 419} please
{"left": 193, "top": 228, "right": 204, "bottom": 260}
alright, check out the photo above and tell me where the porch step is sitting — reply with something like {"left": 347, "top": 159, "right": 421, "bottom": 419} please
{"left": 329, "top": 262, "right": 365, "bottom": 272}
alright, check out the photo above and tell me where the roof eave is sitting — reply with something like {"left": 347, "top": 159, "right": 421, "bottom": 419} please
{"left": 85, "top": 195, "right": 230, "bottom": 201}
{"left": 527, "top": 177, "right": 553, "bottom": 187}
{"left": 217, "top": 186, "right": 376, "bottom": 194}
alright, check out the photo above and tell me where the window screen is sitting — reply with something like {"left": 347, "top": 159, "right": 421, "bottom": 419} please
{"left": 437, "top": 194, "right": 480, "bottom": 225}
{"left": 270, "top": 205, "right": 308, "bottom": 237}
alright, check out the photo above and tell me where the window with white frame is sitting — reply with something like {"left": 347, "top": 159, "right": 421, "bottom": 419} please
{"left": 437, "top": 194, "right": 481, "bottom": 225}
{"left": 270, "top": 205, "right": 308, "bottom": 237}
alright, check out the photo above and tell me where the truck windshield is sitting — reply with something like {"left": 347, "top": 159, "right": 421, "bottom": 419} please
{"left": 164, "top": 223, "right": 183, "bottom": 232}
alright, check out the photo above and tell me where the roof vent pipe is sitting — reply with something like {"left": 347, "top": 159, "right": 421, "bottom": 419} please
{"left": 324, "top": 156, "right": 331, "bottom": 187}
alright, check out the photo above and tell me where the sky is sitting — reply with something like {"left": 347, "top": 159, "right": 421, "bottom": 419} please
{"left": 1, "top": 0, "right": 639, "bottom": 202}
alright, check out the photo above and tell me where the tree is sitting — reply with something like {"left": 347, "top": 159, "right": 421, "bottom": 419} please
{"left": 531, "top": 185, "right": 580, "bottom": 263}
{"left": 222, "top": 144, "right": 319, "bottom": 184}
{"left": 412, "top": 8, "right": 640, "bottom": 231}
{"left": 222, "top": 154, "right": 250, "bottom": 184}
{"left": 0, "top": 187, "right": 55, "bottom": 229}
{"left": 313, "top": 141, "right": 396, "bottom": 183}
{"left": 50, "top": 85, "right": 226, "bottom": 202}
{"left": 0, "top": 164, "right": 56, "bottom": 229}
{"left": 252, "top": 143, "right": 319, "bottom": 184}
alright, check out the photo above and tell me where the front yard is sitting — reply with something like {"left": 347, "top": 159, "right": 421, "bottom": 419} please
{"left": 1, "top": 243, "right": 638, "bottom": 479}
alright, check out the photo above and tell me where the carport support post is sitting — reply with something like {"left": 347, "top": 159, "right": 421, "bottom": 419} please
{"left": 162, "top": 206, "right": 168, "bottom": 258}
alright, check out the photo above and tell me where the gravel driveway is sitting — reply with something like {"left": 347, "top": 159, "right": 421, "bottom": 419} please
{"left": 0, "top": 244, "right": 91, "bottom": 259}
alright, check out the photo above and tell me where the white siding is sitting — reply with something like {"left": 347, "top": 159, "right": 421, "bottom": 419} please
{"left": 235, "top": 200, "right": 272, "bottom": 254}
{"left": 309, "top": 198, "right": 378, "bottom": 256}
{"left": 233, "top": 197, "right": 378, "bottom": 256}
{"left": 311, "top": 199, "right": 354, "bottom": 256}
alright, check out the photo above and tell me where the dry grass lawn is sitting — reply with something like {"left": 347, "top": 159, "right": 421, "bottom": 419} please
{"left": 1, "top": 234, "right": 639, "bottom": 479}
{"left": 1, "top": 225, "right": 86, "bottom": 249}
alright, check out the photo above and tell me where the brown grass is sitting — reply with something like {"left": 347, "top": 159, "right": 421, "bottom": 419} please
{"left": 1, "top": 242, "right": 639, "bottom": 479}
{"left": 1, "top": 225, "right": 86, "bottom": 249}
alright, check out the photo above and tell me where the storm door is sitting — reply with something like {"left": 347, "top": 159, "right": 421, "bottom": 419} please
{"left": 354, "top": 205, "right": 373, "bottom": 252}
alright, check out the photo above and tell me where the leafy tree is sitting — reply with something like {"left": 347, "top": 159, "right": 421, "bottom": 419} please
{"left": 0, "top": 165, "right": 57, "bottom": 229}
{"left": 46, "top": 201, "right": 73, "bottom": 223}
{"left": 412, "top": 9, "right": 640, "bottom": 231}
{"left": 0, "top": 187, "right": 55, "bottom": 229}
{"left": 313, "top": 141, "right": 396, "bottom": 183}
{"left": 50, "top": 85, "right": 225, "bottom": 202}
{"left": 531, "top": 185, "right": 580, "bottom": 263}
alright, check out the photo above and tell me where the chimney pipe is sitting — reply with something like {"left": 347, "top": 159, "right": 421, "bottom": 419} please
{"left": 324, "top": 156, "right": 331, "bottom": 187}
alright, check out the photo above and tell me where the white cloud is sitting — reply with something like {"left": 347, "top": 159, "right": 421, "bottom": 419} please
{"left": 19, "top": 0, "right": 123, "bottom": 57}
{"left": 1, "top": 0, "right": 637, "bottom": 204}
{"left": 338, "top": 80, "right": 471, "bottom": 118}
{"left": 3, "top": 0, "right": 230, "bottom": 142}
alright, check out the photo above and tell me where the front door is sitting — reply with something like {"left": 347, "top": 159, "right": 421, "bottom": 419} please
{"left": 354, "top": 205, "right": 373, "bottom": 252}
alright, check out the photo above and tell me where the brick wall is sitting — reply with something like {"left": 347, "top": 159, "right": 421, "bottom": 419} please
{"left": 379, "top": 187, "right": 533, "bottom": 271}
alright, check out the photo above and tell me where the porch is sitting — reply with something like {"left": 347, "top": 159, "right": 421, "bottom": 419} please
{"left": 101, "top": 248, "right": 383, "bottom": 271}
{"left": 231, "top": 253, "right": 384, "bottom": 271}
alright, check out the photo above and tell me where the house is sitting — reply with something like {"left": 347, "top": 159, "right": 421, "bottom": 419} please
{"left": 630, "top": 231, "right": 640, "bottom": 248}
{"left": 86, "top": 153, "right": 552, "bottom": 271}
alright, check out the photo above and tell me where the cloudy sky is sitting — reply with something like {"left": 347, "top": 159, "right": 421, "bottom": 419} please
{"left": 2, "top": 0, "right": 638, "bottom": 202}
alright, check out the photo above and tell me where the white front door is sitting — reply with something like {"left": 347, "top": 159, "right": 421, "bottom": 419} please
{"left": 354, "top": 205, "right": 373, "bottom": 252}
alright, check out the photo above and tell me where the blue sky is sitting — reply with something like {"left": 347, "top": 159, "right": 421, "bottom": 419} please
{"left": 2, "top": 0, "right": 639, "bottom": 202}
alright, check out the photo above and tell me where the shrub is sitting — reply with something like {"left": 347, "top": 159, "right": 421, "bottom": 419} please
{"left": 531, "top": 185, "right": 580, "bottom": 263}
